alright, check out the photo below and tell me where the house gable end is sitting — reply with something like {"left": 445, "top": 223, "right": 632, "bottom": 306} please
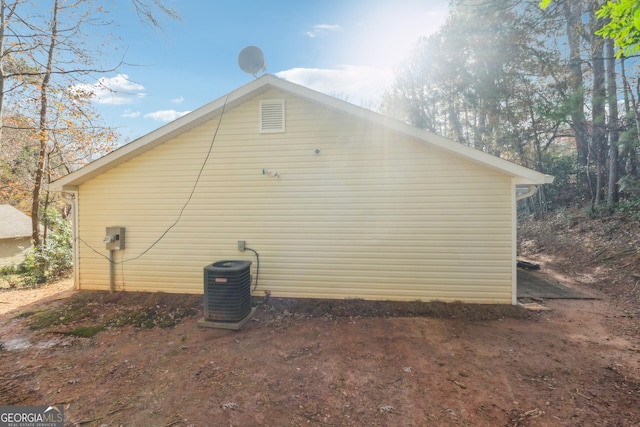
{"left": 74, "top": 88, "right": 515, "bottom": 303}
{"left": 51, "top": 75, "right": 552, "bottom": 191}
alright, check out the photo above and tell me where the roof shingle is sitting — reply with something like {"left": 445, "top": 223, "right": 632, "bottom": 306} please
{"left": 0, "top": 205, "right": 33, "bottom": 239}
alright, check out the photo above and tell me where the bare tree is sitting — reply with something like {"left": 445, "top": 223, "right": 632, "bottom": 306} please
{"left": 0, "top": 0, "right": 178, "bottom": 273}
{"left": 30, "top": 0, "right": 59, "bottom": 247}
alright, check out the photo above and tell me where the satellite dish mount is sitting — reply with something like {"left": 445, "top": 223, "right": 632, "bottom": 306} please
{"left": 238, "top": 46, "right": 266, "bottom": 78}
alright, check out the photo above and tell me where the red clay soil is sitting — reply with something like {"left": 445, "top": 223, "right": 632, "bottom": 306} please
{"left": 0, "top": 210, "right": 639, "bottom": 426}
{"left": 0, "top": 275, "right": 638, "bottom": 427}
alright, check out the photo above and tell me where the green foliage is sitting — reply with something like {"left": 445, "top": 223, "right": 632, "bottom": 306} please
{"left": 596, "top": 0, "right": 640, "bottom": 57}
{"left": 582, "top": 204, "right": 610, "bottom": 219}
{"left": 567, "top": 174, "right": 640, "bottom": 219}
{"left": 617, "top": 199, "right": 640, "bottom": 219}
{"left": 542, "top": 0, "right": 640, "bottom": 57}
{"left": 0, "top": 264, "right": 20, "bottom": 276}
{"left": 539, "top": 0, "right": 552, "bottom": 9}
{"left": 21, "top": 207, "right": 72, "bottom": 284}
{"left": 540, "top": 152, "right": 581, "bottom": 208}
{"left": 617, "top": 175, "right": 640, "bottom": 219}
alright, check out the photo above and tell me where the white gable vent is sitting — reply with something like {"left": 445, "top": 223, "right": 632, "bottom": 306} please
{"left": 260, "top": 99, "right": 285, "bottom": 133}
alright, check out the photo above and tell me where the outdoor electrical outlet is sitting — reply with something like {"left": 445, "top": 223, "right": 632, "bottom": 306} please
{"left": 238, "top": 240, "right": 246, "bottom": 252}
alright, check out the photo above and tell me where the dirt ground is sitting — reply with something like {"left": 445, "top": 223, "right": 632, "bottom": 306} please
{"left": 0, "top": 211, "right": 639, "bottom": 426}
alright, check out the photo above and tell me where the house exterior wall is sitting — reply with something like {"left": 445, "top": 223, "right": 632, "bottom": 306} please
{"left": 75, "top": 88, "right": 514, "bottom": 303}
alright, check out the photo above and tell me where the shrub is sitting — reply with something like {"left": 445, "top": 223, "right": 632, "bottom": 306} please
{"left": 21, "top": 207, "right": 72, "bottom": 284}
{"left": 617, "top": 175, "right": 640, "bottom": 220}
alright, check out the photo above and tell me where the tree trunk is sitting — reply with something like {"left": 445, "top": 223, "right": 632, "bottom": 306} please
{"left": 606, "top": 38, "right": 619, "bottom": 209}
{"left": 563, "top": 0, "right": 590, "bottom": 195}
{"left": 621, "top": 58, "right": 640, "bottom": 176}
{"left": 590, "top": 7, "right": 606, "bottom": 208}
{"left": 0, "top": 1, "right": 6, "bottom": 142}
{"left": 31, "top": 0, "right": 58, "bottom": 249}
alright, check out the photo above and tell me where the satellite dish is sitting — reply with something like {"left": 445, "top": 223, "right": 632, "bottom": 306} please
{"left": 238, "top": 46, "right": 266, "bottom": 78}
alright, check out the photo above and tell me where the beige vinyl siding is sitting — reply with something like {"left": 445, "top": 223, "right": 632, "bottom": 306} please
{"left": 76, "top": 88, "right": 514, "bottom": 303}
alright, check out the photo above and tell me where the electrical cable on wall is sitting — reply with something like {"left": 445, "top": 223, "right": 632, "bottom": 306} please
{"left": 78, "top": 94, "right": 230, "bottom": 265}
{"left": 244, "top": 246, "right": 260, "bottom": 293}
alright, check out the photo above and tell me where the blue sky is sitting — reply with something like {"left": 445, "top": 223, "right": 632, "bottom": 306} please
{"left": 78, "top": 1, "right": 448, "bottom": 143}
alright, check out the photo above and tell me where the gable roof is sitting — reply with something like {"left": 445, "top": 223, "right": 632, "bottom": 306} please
{"left": 50, "top": 74, "right": 553, "bottom": 191}
{"left": 0, "top": 205, "right": 32, "bottom": 239}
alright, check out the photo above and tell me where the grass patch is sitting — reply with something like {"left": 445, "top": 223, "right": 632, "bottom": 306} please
{"left": 27, "top": 297, "right": 95, "bottom": 330}
{"left": 31, "top": 307, "right": 93, "bottom": 330}
{"left": 18, "top": 291, "right": 201, "bottom": 337}
{"left": 65, "top": 325, "right": 105, "bottom": 338}
{"left": 13, "top": 308, "right": 47, "bottom": 319}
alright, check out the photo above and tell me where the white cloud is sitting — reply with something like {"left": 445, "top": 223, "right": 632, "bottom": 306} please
{"left": 144, "top": 109, "right": 191, "bottom": 123}
{"left": 283, "top": 4, "right": 447, "bottom": 110}
{"left": 306, "top": 23, "right": 341, "bottom": 38}
{"left": 122, "top": 109, "right": 141, "bottom": 118}
{"left": 171, "top": 96, "right": 184, "bottom": 105}
{"left": 73, "top": 74, "right": 146, "bottom": 105}
{"left": 276, "top": 65, "right": 394, "bottom": 108}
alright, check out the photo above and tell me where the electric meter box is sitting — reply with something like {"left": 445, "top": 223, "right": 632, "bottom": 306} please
{"left": 105, "top": 227, "right": 125, "bottom": 250}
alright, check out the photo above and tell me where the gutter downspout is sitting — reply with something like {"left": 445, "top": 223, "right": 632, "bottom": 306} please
{"left": 516, "top": 185, "right": 538, "bottom": 201}
{"left": 511, "top": 180, "right": 518, "bottom": 305}
{"left": 65, "top": 189, "right": 80, "bottom": 290}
